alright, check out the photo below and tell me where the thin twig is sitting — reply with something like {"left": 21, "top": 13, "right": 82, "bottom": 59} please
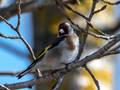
{"left": 0, "top": 0, "right": 35, "bottom": 59}
{"left": 75, "top": 23, "right": 111, "bottom": 40}
{"left": 87, "top": 22, "right": 108, "bottom": 36}
{"left": 63, "top": 3, "right": 88, "bottom": 20}
{"left": 102, "top": 43, "right": 120, "bottom": 56}
{"left": 109, "top": 44, "right": 120, "bottom": 51}
{"left": 4, "top": 79, "right": 37, "bottom": 89}
{"left": 17, "top": 31, "right": 36, "bottom": 60}
{"left": 16, "top": 0, "right": 36, "bottom": 60}
{"left": 103, "top": 50, "right": 120, "bottom": 57}
{"left": 83, "top": 65, "right": 100, "bottom": 90}
{"left": 87, "top": 31, "right": 110, "bottom": 40}
{"left": 5, "top": 73, "right": 59, "bottom": 89}
{"left": 51, "top": 73, "right": 65, "bottom": 90}
{"left": 72, "top": 22, "right": 111, "bottom": 40}
{"left": 16, "top": 0, "right": 21, "bottom": 30}
{"left": 93, "top": 5, "right": 107, "bottom": 14}
{"left": 76, "top": 0, "right": 98, "bottom": 60}
{"left": 0, "top": 16, "right": 16, "bottom": 30}
{"left": 0, "top": 84, "right": 10, "bottom": 90}
{"left": 0, "top": 72, "right": 19, "bottom": 76}
{"left": 101, "top": 0, "right": 120, "bottom": 5}
{"left": 0, "top": 0, "right": 36, "bottom": 60}
{"left": 0, "top": 33, "right": 19, "bottom": 39}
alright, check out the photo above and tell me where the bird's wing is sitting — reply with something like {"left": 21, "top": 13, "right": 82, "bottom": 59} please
{"left": 37, "top": 36, "right": 65, "bottom": 60}
{"left": 17, "top": 36, "right": 65, "bottom": 78}
{"left": 29, "top": 36, "right": 65, "bottom": 69}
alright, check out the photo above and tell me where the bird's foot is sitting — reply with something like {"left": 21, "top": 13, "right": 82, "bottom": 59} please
{"left": 35, "top": 69, "right": 42, "bottom": 79}
{"left": 61, "top": 63, "right": 70, "bottom": 71}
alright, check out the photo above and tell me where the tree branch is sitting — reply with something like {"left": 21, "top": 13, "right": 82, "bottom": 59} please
{"left": 1, "top": 0, "right": 120, "bottom": 89}
{"left": 51, "top": 73, "right": 65, "bottom": 90}
{"left": 0, "top": 72, "right": 18, "bottom": 76}
{"left": 0, "top": 0, "right": 36, "bottom": 60}
{"left": 76, "top": 0, "right": 98, "bottom": 60}
{"left": 0, "top": 84, "right": 10, "bottom": 90}
{"left": 2, "top": 33, "right": 120, "bottom": 89}
{"left": 93, "top": 5, "right": 107, "bottom": 15}
{"left": 83, "top": 65, "right": 100, "bottom": 90}
{"left": 101, "top": 0, "right": 120, "bottom": 5}
{"left": 0, "top": 33, "right": 19, "bottom": 39}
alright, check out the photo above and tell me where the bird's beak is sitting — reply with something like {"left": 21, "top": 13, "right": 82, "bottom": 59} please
{"left": 59, "top": 29, "right": 64, "bottom": 34}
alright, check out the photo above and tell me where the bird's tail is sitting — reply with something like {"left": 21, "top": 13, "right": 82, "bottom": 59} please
{"left": 17, "top": 69, "right": 31, "bottom": 79}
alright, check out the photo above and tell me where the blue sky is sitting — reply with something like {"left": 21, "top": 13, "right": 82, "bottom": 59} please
{"left": 0, "top": 13, "right": 34, "bottom": 90}
{"left": 114, "top": 4, "right": 120, "bottom": 90}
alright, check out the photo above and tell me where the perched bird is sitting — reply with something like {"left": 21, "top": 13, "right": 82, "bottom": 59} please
{"left": 17, "top": 22, "right": 79, "bottom": 79}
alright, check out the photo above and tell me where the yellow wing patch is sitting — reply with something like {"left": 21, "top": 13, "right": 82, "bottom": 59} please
{"left": 37, "top": 45, "right": 52, "bottom": 60}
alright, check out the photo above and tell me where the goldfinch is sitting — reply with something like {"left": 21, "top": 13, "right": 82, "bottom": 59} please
{"left": 17, "top": 22, "right": 79, "bottom": 79}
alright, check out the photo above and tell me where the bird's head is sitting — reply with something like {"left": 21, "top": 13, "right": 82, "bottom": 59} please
{"left": 58, "top": 22, "right": 74, "bottom": 37}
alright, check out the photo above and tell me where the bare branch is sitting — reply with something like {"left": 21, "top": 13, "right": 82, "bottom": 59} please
{"left": 87, "top": 22, "right": 107, "bottom": 36}
{"left": 103, "top": 50, "right": 120, "bottom": 57}
{"left": 83, "top": 65, "right": 100, "bottom": 90}
{"left": 63, "top": 3, "right": 88, "bottom": 20}
{"left": 15, "top": 0, "right": 36, "bottom": 59}
{"left": 0, "top": 0, "right": 36, "bottom": 60}
{"left": 51, "top": 73, "right": 65, "bottom": 90}
{"left": 0, "top": 16, "right": 16, "bottom": 30}
{"left": 76, "top": 0, "right": 98, "bottom": 60}
{"left": 103, "top": 44, "right": 120, "bottom": 56}
{"left": 101, "top": 0, "right": 120, "bottom": 5}
{"left": 0, "top": 33, "right": 19, "bottom": 39}
{"left": 17, "top": 31, "right": 36, "bottom": 60}
{"left": 93, "top": 5, "right": 107, "bottom": 14}
{"left": 72, "top": 22, "right": 111, "bottom": 40}
{"left": 4, "top": 79, "right": 37, "bottom": 89}
{"left": 87, "top": 31, "right": 110, "bottom": 40}
{"left": 0, "top": 84, "right": 10, "bottom": 90}
{"left": 4, "top": 73, "right": 59, "bottom": 89}
{"left": 0, "top": 72, "right": 18, "bottom": 76}
{"left": 16, "top": 0, "right": 21, "bottom": 30}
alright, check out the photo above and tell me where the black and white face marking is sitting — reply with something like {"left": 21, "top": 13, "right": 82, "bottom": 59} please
{"left": 58, "top": 22, "right": 71, "bottom": 36}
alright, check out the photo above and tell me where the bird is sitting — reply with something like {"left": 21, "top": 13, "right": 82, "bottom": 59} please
{"left": 17, "top": 22, "right": 79, "bottom": 79}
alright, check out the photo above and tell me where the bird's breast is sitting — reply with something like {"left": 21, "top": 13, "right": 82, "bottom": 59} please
{"left": 38, "top": 34, "right": 79, "bottom": 70}
{"left": 59, "top": 34, "right": 79, "bottom": 63}
{"left": 65, "top": 34, "right": 79, "bottom": 50}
